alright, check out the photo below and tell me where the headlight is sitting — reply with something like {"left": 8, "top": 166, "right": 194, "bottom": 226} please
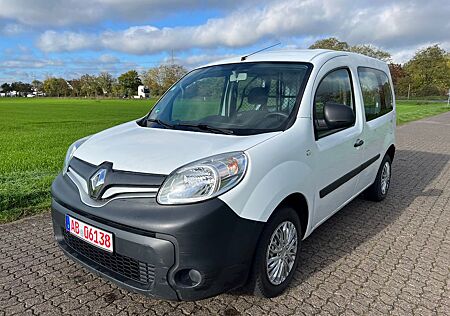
{"left": 62, "top": 136, "right": 91, "bottom": 175}
{"left": 157, "top": 152, "right": 248, "bottom": 205}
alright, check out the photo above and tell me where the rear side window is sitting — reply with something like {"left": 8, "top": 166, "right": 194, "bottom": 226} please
{"left": 314, "top": 68, "right": 355, "bottom": 138}
{"left": 358, "top": 68, "right": 393, "bottom": 121}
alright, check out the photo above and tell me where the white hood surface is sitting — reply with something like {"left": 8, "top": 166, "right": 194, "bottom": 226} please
{"left": 74, "top": 121, "right": 280, "bottom": 175}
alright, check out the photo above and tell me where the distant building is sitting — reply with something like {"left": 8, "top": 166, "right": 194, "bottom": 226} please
{"left": 133, "top": 85, "right": 150, "bottom": 99}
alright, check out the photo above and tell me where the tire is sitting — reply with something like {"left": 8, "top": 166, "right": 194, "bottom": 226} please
{"left": 247, "top": 207, "right": 301, "bottom": 298}
{"left": 365, "top": 155, "right": 392, "bottom": 201}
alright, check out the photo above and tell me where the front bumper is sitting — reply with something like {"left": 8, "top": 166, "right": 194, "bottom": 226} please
{"left": 51, "top": 173, "right": 263, "bottom": 301}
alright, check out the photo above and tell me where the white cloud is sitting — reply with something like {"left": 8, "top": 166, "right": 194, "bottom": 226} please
{"left": 1, "top": 23, "right": 27, "bottom": 35}
{"left": 1, "top": 0, "right": 449, "bottom": 83}
{"left": 0, "top": 58, "right": 63, "bottom": 69}
{"left": 390, "top": 41, "right": 450, "bottom": 64}
{"left": 0, "top": 0, "right": 260, "bottom": 27}
{"left": 38, "top": 31, "right": 97, "bottom": 52}
{"left": 341, "top": 1, "right": 450, "bottom": 48}
{"left": 158, "top": 53, "right": 238, "bottom": 69}
{"left": 35, "top": 0, "right": 449, "bottom": 60}
{"left": 0, "top": 0, "right": 102, "bottom": 27}
{"left": 98, "top": 54, "right": 120, "bottom": 64}
{"left": 180, "top": 54, "right": 237, "bottom": 67}
{"left": 0, "top": 70, "right": 32, "bottom": 82}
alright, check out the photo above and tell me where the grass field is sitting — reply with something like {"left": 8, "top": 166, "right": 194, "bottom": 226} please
{"left": 0, "top": 98, "right": 155, "bottom": 222}
{"left": 396, "top": 100, "right": 450, "bottom": 124}
{"left": 1, "top": 98, "right": 449, "bottom": 222}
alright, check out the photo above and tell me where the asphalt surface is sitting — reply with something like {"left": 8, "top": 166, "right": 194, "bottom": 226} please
{"left": 1, "top": 112, "right": 450, "bottom": 315}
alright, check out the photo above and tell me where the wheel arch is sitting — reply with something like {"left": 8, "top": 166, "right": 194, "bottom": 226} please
{"left": 386, "top": 144, "right": 396, "bottom": 162}
{"left": 268, "top": 192, "right": 310, "bottom": 239}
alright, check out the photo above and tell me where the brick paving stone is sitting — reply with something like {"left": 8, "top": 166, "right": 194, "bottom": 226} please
{"left": 1, "top": 112, "right": 450, "bottom": 315}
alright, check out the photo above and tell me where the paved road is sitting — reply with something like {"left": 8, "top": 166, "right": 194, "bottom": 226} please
{"left": 1, "top": 112, "right": 450, "bottom": 316}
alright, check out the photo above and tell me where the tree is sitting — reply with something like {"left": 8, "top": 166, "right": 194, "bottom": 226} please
{"left": 309, "top": 37, "right": 350, "bottom": 51}
{"left": 68, "top": 79, "right": 82, "bottom": 97}
{"left": 56, "top": 78, "right": 70, "bottom": 97}
{"left": 403, "top": 45, "right": 450, "bottom": 97}
{"left": 118, "top": 70, "right": 142, "bottom": 97}
{"left": 31, "top": 80, "right": 44, "bottom": 94}
{"left": 350, "top": 45, "right": 391, "bottom": 62}
{"left": 142, "top": 64, "right": 187, "bottom": 96}
{"left": 97, "top": 72, "right": 115, "bottom": 96}
{"left": 43, "top": 78, "right": 59, "bottom": 97}
{"left": 111, "top": 81, "right": 123, "bottom": 98}
{"left": 43, "top": 77, "right": 69, "bottom": 97}
{"left": 79, "top": 74, "right": 101, "bottom": 97}
{"left": 388, "top": 64, "right": 410, "bottom": 96}
{"left": 388, "top": 64, "right": 405, "bottom": 86}
{"left": 309, "top": 37, "right": 391, "bottom": 62}
{"left": 1, "top": 83, "right": 11, "bottom": 93}
{"left": 11, "top": 81, "right": 32, "bottom": 96}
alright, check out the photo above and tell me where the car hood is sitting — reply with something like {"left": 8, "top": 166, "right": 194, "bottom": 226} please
{"left": 74, "top": 121, "right": 280, "bottom": 175}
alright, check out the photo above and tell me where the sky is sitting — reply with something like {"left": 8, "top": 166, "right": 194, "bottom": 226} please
{"left": 0, "top": 0, "right": 449, "bottom": 83}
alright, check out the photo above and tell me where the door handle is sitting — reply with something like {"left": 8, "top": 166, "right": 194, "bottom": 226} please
{"left": 354, "top": 139, "right": 364, "bottom": 147}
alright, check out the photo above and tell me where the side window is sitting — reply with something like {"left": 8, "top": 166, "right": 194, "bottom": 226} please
{"left": 314, "top": 68, "right": 355, "bottom": 138}
{"left": 172, "top": 77, "right": 225, "bottom": 121}
{"left": 358, "top": 68, "right": 393, "bottom": 121}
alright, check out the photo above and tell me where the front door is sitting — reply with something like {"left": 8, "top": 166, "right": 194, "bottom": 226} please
{"left": 310, "top": 61, "right": 364, "bottom": 228}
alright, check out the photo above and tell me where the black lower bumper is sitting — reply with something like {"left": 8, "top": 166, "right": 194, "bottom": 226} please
{"left": 51, "top": 173, "right": 264, "bottom": 301}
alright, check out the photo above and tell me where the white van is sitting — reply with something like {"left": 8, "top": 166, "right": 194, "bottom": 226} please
{"left": 52, "top": 49, "right": 396, "bottom": 301}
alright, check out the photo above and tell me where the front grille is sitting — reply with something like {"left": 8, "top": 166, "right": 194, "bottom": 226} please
{"left": 63, "top": 230, "right": 155, "bottom": 285}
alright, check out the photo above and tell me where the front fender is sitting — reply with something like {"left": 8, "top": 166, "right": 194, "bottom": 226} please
{"left": 219, "top": 119, "right": 316, "bottom": 235}
{"left": 219, "top": 159, "right": 315, "bottom": 228}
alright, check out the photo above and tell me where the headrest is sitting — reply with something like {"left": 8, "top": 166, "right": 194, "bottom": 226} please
{"left": 248, "top": 87, "right": 268, "bottom": 105}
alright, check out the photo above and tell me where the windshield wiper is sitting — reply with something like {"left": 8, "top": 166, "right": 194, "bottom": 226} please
{"left": 147, "top": 118, "right": 174, "bottom": 129}
{"left": 174, "top": 123, "right": 234, "bottom": 135}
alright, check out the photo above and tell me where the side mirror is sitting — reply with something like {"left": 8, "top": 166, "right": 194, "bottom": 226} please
{"left": 323, "top": 102, "right": 355, "bottom": 129}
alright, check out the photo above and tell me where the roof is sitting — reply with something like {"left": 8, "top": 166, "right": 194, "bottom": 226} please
{"left": 201, "top": 49, "right": 387, "bottom": 69}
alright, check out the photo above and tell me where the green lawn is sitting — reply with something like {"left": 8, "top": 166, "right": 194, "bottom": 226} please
{"left": 0, "top": 98, "right": 155, "bottom": 222}
{"left": 0, "top": 98, "right": 449, "bottom": 222}
{"left": 396, "top": 100, "right": 450, "bottom": 124}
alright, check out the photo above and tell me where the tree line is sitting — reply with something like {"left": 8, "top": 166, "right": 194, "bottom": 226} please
{"left": 1, "top": 38, "right": 449, "bottom": 98}
{"left": 0, "top": 64, "right": 188, "bottom": 98}
{"left": 309, "top": 38, "right": 450, "bottom": 97}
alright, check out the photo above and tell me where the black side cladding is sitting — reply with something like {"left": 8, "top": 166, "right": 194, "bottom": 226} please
{"left": 319, "top": 154, "right": 381, "bottom": 198}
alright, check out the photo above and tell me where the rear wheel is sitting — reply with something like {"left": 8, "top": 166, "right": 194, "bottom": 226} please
{"left": 248, "top": 207, "right": 301, "bottom": 298}
{"left": 365, "top": 155, "right": 392, "bottom": 201}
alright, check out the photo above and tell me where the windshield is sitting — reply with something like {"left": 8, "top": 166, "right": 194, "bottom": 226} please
{"left": 145, "top": 62, "right": 311, "bottom": 135}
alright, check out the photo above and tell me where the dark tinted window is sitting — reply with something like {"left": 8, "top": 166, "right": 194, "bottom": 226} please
{"left": 358, "top": 68, "right": 393, "bottom": 121}
{"left": 314, "top": 68, "right": 355, "bottom": 138}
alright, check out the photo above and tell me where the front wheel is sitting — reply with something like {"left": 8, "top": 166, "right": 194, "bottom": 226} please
{"left": 248, "top": 207, "right": 301, "bottom": 298}
{"left": 365, "top": 155, "right": 392, "bottom": 201}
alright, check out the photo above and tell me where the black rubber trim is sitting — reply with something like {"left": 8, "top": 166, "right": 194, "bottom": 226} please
{"left": 313, "top": 67, "right": 356, "bottom": 141}
{"left": 319, "top": 154, "right": 381, "bottom": 198}
{"left": 356, "top": 66, "right": 394, "bottom": 122}
{"left": 53, "top": 198, "right": 157, "bottom": 238}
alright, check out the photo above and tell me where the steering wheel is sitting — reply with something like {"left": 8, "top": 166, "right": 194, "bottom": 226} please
{"left": 263, "top": 112, "right": 289, "bottom": 120}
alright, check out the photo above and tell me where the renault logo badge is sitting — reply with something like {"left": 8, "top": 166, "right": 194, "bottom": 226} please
{"left": 90, "top": 168, "right": 107, "bottom": 199}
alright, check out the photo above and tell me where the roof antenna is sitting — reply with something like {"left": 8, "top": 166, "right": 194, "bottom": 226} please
{"left": 241, "top": 42, "right": 281, "bottom": 61}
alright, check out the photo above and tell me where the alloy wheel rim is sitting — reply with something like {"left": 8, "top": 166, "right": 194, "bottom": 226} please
{"left": 380, "top": 161, "right": 391, "bottom": 195}
{"left": 266, "top": 221, "right": 298, "bottom": 285}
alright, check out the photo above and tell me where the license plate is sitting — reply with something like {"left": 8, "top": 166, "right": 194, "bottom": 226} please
{"left": 65, "top": 215, "right": 113, "bottom": 252}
